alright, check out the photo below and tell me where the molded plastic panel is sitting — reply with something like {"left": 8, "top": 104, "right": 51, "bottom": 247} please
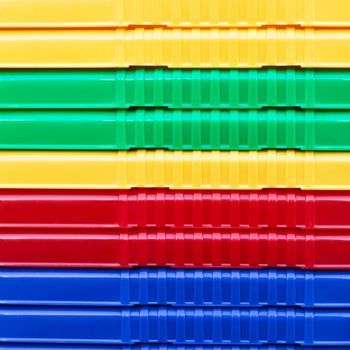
{"left": 1, "top": 268, "right": 350, "bottom": 308}
{"left": 0, "top": 150, "right": 347, "bottom": 189}
{"left": 0, "top": 306, "right": 347, "bottom": 345}
{"left": 0, "top": 228, "right": 348, "bottom": 269}
{"left": 0, "top": 189, "right": 348, "bottom": 230}
{"left": 0, "top": 0, "right": 348, "bottom": 28}
{"left": 0, "top": 346, "right": 344, "bottom": 350}
{"left": 0, "top": 69, "right": 347, "bottom": 109}
{"left": 0, "top": 109, "right": 349, "bottom": 151}
{"left": 0, "top": 29, "right": 349, "bottom": 68}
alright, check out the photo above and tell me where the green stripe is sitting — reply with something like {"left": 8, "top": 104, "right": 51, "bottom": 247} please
{"left": 0, "top": 69, "right": 348, "bottom": 109}
{"left": 0, "top": 109, "right": 349, "bottom": 151}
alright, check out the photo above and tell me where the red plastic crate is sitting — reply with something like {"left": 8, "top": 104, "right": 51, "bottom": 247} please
{"left": 0, "top": 189, "right": 349, "bottom": 230}
{"left": 0, "top": 227, "right": 348, "bottom": 269}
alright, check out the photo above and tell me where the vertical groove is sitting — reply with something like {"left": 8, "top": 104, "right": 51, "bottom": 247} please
{"left": 266, "top": 270, "right": 278, "bottom": 305}
{"left": 286, "top": 231, "right": 297, "bottom": 266}
{"left": 249, "top": 28, "right": 258, "bottom": 68}
{"left": 286, "top": 190, "right": 297, "bottom": 228}
{"left": 267, "top": 150, "right": 277, "bottom": 188}
{"left": 268, "top": 104, "right": 277, "bottom": 147}
{"left": 304, "top": 152, "right": 315, "bottom": 189}
{"left": 286, "top": 69, "right": 296, "bottom": 106}
{"left": 285, "top": 149, "right": 297, "bottom": 188}
{"left": 305, "top": 191, "right": 316, "bottom": 229}
{"left": 267, "top": 308, "right": 278, "bottom": 343}
{"left": 286, "top": 270, "right": 297, "bottom": 305}
{"left": 306, "top": 0, "right": 317, "bottom": 28}
{"left": 121, "top": 308, "right": 131, "bottom": 342}
{"left": 266, "top": 28, "right": 275, "bottom": 67}
{"left": 121, "top": 270, "right": 131, "bottom": 305}
{"left": 304, "top": 271, "right": 315, "bottom": 308}
{"left": 286, "top": 308, "right": 296, "bottom": 344}
{"left": 285, "top": 105, "right": 296, "bottom": 148}
{"left": 286, "top": 28, "right": 296, "bottom": 66}
{"left": 267, "top": 190, "right": 278, "bottom": 227}
{"left": 305, "top": 110, "right": 315, "bottom": 150}
{"left": 249, "top": 308, "right": 259, "bottom": 343}
{"left": 267, "top": 230, "right": 278, "bottom": 267}
{"left": 305, "top": 232, "right": 316, "bottom": 269}
{"left": 304, "top": 310, "right": 315, "bottom": 345}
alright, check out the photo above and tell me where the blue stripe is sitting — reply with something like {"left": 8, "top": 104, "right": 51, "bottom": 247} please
{"left": 0, "top": 306, "right": 348, "bottom": 345}
{"left": 0, "top": 268, "right": 349, "bottom": 308}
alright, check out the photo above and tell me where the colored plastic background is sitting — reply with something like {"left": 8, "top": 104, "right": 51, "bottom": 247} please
{"left": 0, "top": 150, "right": 347, "bottom": 189}
{"left": 0, "top": 0, "right": 348, "bottom": 28}
{"left": 1, "top": 268, "right": 350, "bottom": 308}
{"left": 0, "top": 69, "right": 348, "bottom": 109}
{"left": 0, "top": 28, "right": 349, "bottom": 68}
{"left": 1, "top": 109, "right": 349, "bottom": 151}
{"left": 1, "top": 0, "right": 349, "bottom": 347}
{"left": 0, "top": 189, "right": 347, "bottom": 230}
{"left": 0, "top": 306, "right": 347, "bottom": 345}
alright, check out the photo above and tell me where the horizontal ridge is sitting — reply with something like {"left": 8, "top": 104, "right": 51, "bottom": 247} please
{"left": 0, "top": 150, "right": 347, "bottom": 189}
{"left": 0, "top": 109, "right": 349, "bottom": 151}
{"left": 0, "top": 228, "right": 348, "bottom": 269}
{"left": 0, "top": 346, "right": 337, "bottom": 350}
{"left": 0, "top": 69, "right": 348, "bottom": 109}
{"left": 0, "top": 189, "right": 348, "bottom": 230}
{"left": 1, "top": 268, "right": 350, "bottom": 308}
{"left": 0, "top": 0, "right": 348, "bottom": 28}
{"left": 0, "top": 306, "right": 347, "bottom": 345}
{"left": 0, "top": 28, "right": 349, "bottom": 68}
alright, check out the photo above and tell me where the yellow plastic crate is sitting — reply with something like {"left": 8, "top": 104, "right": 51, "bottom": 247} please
{"left": 0, "top": 150, "right": 348, "bottom": 190}
{"left": 1, "top": 28, "right": 349, "bottom": 68}
{"left": 0, "top": 0, "right": 348, "bottom": 28}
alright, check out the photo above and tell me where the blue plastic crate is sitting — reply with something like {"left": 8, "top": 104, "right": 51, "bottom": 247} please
{"left": 0, "top": 346, "right": 348, "bottom": 350}
{"left": 0, "top": 268, "right": 349, "bottom": 308}
{"left": 0, "top": 306, "right": 348, "bottom": 345}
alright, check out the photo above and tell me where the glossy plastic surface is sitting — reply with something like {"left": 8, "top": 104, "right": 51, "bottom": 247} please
{"left": 1, "top": 0, "right": 349, "bottom": 28}
{"left": 0, "top": 150, "right": 348, "bottom": 190}
{"left": 0, "top": 228, "right": 349, "bottom": 269}
{"left": 0, "top": 347, "right": 344, "bottom": 350}
{"left": 0, "top": 306, "right": 348, "bottom": 345}
{"left": 0, "top": 69, "right": 348, "bottom": 109}
{"left": 1, "top": 189, "right": 348, "bottom": 230}
{"left": 1, "top": 28, "right": 349, "bottom": 68}
{"left": 1, "top": 109, "right": 349, "bottom": 151}
{"left": 2, "top": 268, "right": 350, "bottom": 308}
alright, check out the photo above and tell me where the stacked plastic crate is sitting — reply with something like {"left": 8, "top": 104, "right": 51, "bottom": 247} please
{"left": 0, "top": 0, "right": 349, "bottom": 348}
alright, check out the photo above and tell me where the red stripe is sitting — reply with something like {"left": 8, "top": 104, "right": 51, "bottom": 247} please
{"left": 0, "top": 227, "right": 347, "bottom": 269}
{"left": 0, "top": 189, "right": 348, "bottom": 230}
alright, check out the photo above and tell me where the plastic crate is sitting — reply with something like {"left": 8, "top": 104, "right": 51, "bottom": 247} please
{"left": 0, "top": 69, "right": 347, "bottom": 109}
{"left": 0, "top": 228, "right": 349, "bottom": 269}
{"left": 0, "top": 306, "right": 348, "bottom": 345}
{"left": 0, "top": 0, "right": 348, "bottom": 28}
{"left": 0, "top": 346, "right": 344, "bottom": 350}
{"left": 0, "top": 109, "right": 349, "bottom": 151}
{"left": 0, "top": 189, "right": 347, "bottom": 230}
{"left": 0, "top": 150, "right": 348, "bottom": 189}
{"left": 1, "top": 268, "right": 350, "bottom": 308}
{"left": 0, "top": 28, "right": 349, "bottom": 68}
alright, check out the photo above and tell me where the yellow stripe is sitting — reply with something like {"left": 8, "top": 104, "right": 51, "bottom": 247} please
{"left": 0, "top": 0, "right": 348, "bottom": 28}
{"left": 1, "top": 28, "right": 349, "bottom": 68}
{"left": 0, "top": 150, "right": 348, "bottom": 190}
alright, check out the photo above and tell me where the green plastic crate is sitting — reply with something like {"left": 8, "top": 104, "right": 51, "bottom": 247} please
{"left": 1, "top": 109, "right": 349, "bottom": 151}
{"left": 0, "top": 69, "right": 349, "bottom": 109}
